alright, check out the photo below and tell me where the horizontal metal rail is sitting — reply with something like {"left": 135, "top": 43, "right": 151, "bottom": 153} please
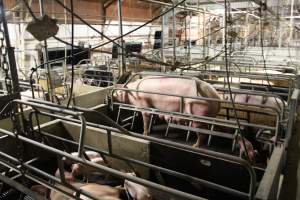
{"left": 0, "top": 127, "right": 211, "bottom": 200}
{"left": 116, "top": 103, "right": 277, "bottom": 131}
{"left": 25, "top": 99, "right": 257, "bottom": 199}
{"left": 13, "top": 99, "right": 87, "bottom": 158}
{"left": 38, "top": 128, "right": 249, "bottom": 199}
{"left": 122, "top": 71, "right": 294, "bottom": 106}
{"left": 111, "top": 88, "right": 282, "bottom": 117}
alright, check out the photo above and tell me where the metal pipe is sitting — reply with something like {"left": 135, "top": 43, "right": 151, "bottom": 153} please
{"left": 28, "top": 98, "right": 278, "bottom": 133}
{"left": 38, "top": 0, "right": 54, "bottom": 102}
{"left": 0, "top": 127, "right": 207, "bottom": 200}
{"left": 13, "top": 99, "right": 83, "bottom": 116}
{"left": 0, "top": 0, "right": 20, "bottom": 98}
{"left": 172, "top": 0, "right": 176, "bottom": 65}
{"left": 111, "top": 88, "right": 282, "bottom": 116}
{"left": 118, "top": 0, "right": 126, "bottom": 75}
{"left": 27, "top": 106, "right": 257, "bottom": 198}
{"left": 0, "top": 173, "right": 44, "bottom": 200}
{"left": 39, "top": 129, "right": 249, "bottom": 199}
{"left": 77, "top": 115, "right": 86, "bottom": 158}
{"left": 139, "top": 0, "right": 212, "bottom": 15}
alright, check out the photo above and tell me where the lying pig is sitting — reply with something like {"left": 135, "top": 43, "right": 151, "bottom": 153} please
{"left": 70, "top": 151, "right": 108, "bottom": 180}
{"left": 54, "top": 151, "right": 108, "bottom": 183}
{"left": 124, "top": 172, "right": 152, "bottom": 200}
{"left": 221, "top": 93, "right": 285, "bottom": 127}
{"left": 221, "top": 93, "right": 285, "bottom": 162}
{"left": 77, "top": 183, "right": 121, "bottom": 200}
{"left": 50, "top": 183, "right": 122, "bottom": 200}
{"left": 113, "top": 76, "right": 221, "bottom": 147}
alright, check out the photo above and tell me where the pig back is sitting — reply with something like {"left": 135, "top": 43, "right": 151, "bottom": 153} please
{"left": 219, "top": 93, "right": 284, "bottom": 127}
{"left": 126, "top": 77, "right": 221, "bottom": 116}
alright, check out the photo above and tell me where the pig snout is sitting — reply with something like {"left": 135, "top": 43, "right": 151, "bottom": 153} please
{"left": 112, "top": 87, "right": 126, "bottom": 103}
{"left": 55, "top": 168, "right": 77, "bottom": 183}
{"left": 71, "top": 152, "right": 107, "bottom": 179}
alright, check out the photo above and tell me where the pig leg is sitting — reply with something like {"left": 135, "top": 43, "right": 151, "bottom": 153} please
{"left": 141, "top": 112, "right": 150, "bottom": 136}
{"left": 237, "top": 136, "right": 257, "bottom": 163}
{"left": 192, "top": 122, "right": 207, "bottom": 148}
{"left": 193, "top": 133, "right": 207, "bottom": 148}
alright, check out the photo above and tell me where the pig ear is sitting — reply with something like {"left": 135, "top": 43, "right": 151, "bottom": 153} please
{"left": 114, "top": 84, "right": 124, "bottom": 88}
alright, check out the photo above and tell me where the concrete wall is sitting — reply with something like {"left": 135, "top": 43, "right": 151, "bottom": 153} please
{"left": 40, "top": 120, "right": 150, "bottom": 178}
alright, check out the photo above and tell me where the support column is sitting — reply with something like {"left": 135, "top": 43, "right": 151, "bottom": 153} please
{"left": 39, "top": 0, "right": 53, "bottom": 101}
{"left": 118, "top": 0, "right": 126, "bottom": 75}
{"left": 172, "top": 0, "right": 176, "bottom": 65}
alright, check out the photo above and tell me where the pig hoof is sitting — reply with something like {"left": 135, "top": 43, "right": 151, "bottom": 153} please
{"left": 143, "top": 131, "right": 149, "bottom": 136}
{"left": 192, "top": 143, "right": 199, "bottom": 148}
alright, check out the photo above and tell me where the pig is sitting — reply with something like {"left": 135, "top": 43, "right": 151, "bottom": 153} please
{"left": 124, "top": 172, "right": 152, "bottom": 200}
{"left": 221, "top": 93, "right": 285, "bottom": 162}
{"left": 54, "top": 151, "right": 108, "bottom": 183}
{"left": 113, "top": 76, "right": 221, "bottom": 148}
{"left": 77, "top": 184, "right": 121, "bottom": 200}
{"left": 31, "top": 184, "right": 50, "bottom": 198}
{"left": 70, "top": 151, "right": 109, "bottom": 180}
{"left": 50, "top": 183, "right": 122, "bottom": 200}
{"left": 221, "top": 93, "right": 285, "bottom": 127}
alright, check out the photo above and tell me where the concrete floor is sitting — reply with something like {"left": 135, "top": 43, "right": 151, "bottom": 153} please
{"left": 280, "top": 107, "right": 300, "bottom": 200}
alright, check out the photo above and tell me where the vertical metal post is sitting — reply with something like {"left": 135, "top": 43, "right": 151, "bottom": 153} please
{"left": 244, "top": 13, "right": 249, "bottom": 47}
{"left": 0, "top": 0, "right": 20, "bottom": 97}
{"left": 258, "top": 18, "right": 261, "bottom": 47}
{"left": 39, "top": 0, "right": 53, "bottom": 102}
{"left": 172, "top": 0, "right": 176, "bottom": 65}
{"left": 202, "top": 8, "right": 206, "bottom": 58}
{"left": 221, "top": 14, "right": 225, "bottom": 47}
{"left": 289, "top": 0, "right": 295, "bottom": 45}
{"left": 208, "top": 15, "right": 211, "bottom": 54}
{"left": 161, "top": 8, "right": 165, "bottom": 64}
{"left": 118, "top": 0, "right": 126, "bottom": 75}
{"left": 188, "top": 12, "right": 191, "bottom": 66}
{"left": 63, "top": 0, "right": 68, "bottom": 82}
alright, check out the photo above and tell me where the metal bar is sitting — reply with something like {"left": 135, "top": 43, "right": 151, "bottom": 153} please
{"left": 107, "top": 130, "right": 113, "bottom": 154}
{"left": 30, "top": 98, "right": 278, "bottom": 133}
{"left": 111, "top": 88, "right": 282, "bottom": 116}
{"left": 168, "top": 123, "right": 235, "bottom": 139}
{"left": 34, "top": 110, "right": 256, "bottom": 198}
{"left": 0, "top": 0, "right": 20, "bottom": 98}
{"left": 118, "top": 0, "right": 126, "bottom": 75}
{"left": 27, "top": 103, "right": 257, "bottom": 199}
{"left": 139, "top": 0, "right": 212, "bottom": 15}
{"left": 39, "top": 0, "right": 53, "bottom": 102}
{"left": 14, "top": 99, "right": 83, "bottom": 116}
{"left": 77, "top": 115, "right": 86, "bottom": 158}
{"left": 39, "top": 130, "right": 249, "bottom": 199}
{"left": 0, "top": 173, "right": 44, "bottom": 200}
{"left": 172, "top": 0, "right": 176, "bottom": 65}
{"left": 0, "top": 127, "right": 208, "bottom": 200}
{"left": 131, "top": 71, "right": 294, "bottom": 84}
{"left": 57, "top": 157, "right": 66, "bottom": 183}
{"left": 285, "top": 89, "right": 299, "bottom": 148}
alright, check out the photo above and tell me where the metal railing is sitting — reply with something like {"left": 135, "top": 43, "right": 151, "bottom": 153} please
{"left": 0, "top": 98, "right": 259, "bottom": 200}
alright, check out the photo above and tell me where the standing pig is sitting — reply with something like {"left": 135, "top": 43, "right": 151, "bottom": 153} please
{"left": 113, "top": 76, "right": 221, "bottom": 147}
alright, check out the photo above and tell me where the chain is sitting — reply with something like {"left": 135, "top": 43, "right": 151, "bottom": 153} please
{"left": 0, "top": 28, "right": 11, "bottom": 96}
{"left": 0, "top": 16, "right": 25, "bottom": 180}
{"left": 0, "top": 23, "right": 18, "bottom": 133}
